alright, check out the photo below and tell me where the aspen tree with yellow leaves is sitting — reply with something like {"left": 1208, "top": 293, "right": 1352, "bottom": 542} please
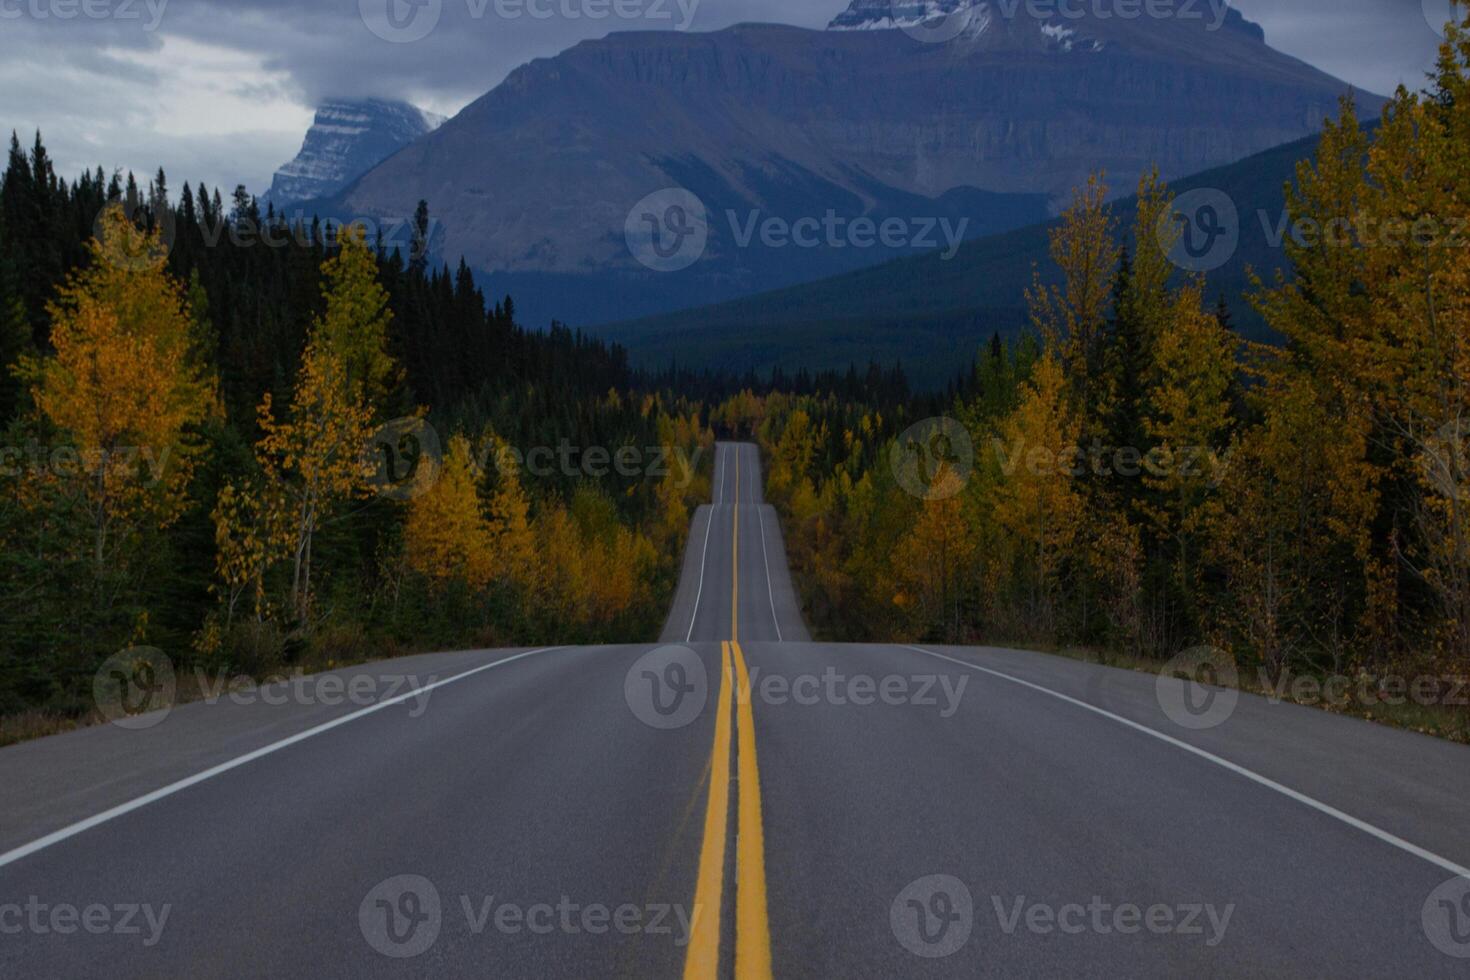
{"left": 312, "top": 228, "right": 400, "bottom": 409}
{"left": 990, "top": 355, "right": 1086, "bottom": 639}
{"left": 0, "top": 147, "right": 687, "bottom": 724}
{"left": 1139, "top": 285, "right": 1237, "bottom": 611}
{"left": 215, "top": 227, "right": 394, "bottom": 625}
{"left": 1210, "top": 376, "right": 1378, "bottom": 679}
{"left": 1242, "top": 25, "right": 1470, "bottom": 672}
{"left": 1364, "top": 26, "right": 1470, "bottom": 663}
{"left": 404, "top": 434, "right": 495, "bottom": 591}
{"left": 23, "top": 207, "right": 217, "bottom": 572}
{"left": 892, "top": 464, "right": 974, "bottom": 641}
{"left": 486, "top": 435, "right": 540, "bottom": 596}
{"left": 253, "top": 341, "right": 378, "bottom": 622}
{"left": 1027, "top": 174, "right": 1120, "bottom": 430}
{"left": 212, "top": 480, "right": 285, "bottom": 625}
{"left": 767, "top": 407, "right": 821, "bottom": 506}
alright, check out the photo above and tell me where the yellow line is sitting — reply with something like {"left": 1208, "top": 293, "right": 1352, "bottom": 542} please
{"left": 683, "top": 642, "right": 734, "bottom": 980}
{"left": 685, "top": 449, "right": 773, "bottom": 979}
{"left": 731, "top": 640, "right": 773, "bottom": 979}
{"left": 731, "top": 447, "right": 740, "bottom": 643}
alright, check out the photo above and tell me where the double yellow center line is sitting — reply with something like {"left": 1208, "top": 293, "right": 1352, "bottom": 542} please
{"left": 684, "top": 448, "right": 773, "bottom": 979}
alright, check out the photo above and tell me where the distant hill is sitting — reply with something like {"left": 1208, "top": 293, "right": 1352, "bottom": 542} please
{"left": 592, "top": 127, "right": 1338, "bottom": 388}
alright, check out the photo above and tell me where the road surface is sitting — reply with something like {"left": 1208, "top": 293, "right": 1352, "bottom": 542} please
{"left": 2, "top": 441, "right": 1469, "bottom": 977}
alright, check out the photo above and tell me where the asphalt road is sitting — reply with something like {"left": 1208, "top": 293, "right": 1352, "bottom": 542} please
{"left": 2, "top": 441, "right": 1469, "bottom": 977}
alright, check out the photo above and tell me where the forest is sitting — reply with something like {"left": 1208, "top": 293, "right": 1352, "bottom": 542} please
{"left": 735, "top": 34, "right": 1470, "bottom": 734}
{"left": 2, "top": 26, "right": 1466, "bottom": 744}
{"left": 0, "top": 138, "right": 722, "bottom": 734}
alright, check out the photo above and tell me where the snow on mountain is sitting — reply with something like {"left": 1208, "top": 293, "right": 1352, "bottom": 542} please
{"left": 828, "top": 0, "right": 1255, "bottom": 49}
{"left": 827, "top": 0, "right": 979, "bottom": 31}
{"left": 263, "top": 99, "right": 445, "bottom": 208}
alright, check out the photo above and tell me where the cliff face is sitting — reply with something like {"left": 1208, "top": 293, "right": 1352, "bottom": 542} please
{"left": 264, "top": 99, "right": 444, "bottom": 208}
{"left": 335, "top": 5, "right": 1379, "bottom": 317}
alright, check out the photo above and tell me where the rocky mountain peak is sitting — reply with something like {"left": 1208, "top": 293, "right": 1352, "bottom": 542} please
{"left": 827, "top": 0, "right": 1265, "bottom": 46}
{"left": 263, "top": 98, "right": 446, "bottom": 209}
{"left": 828, "top": 0, "right": 986, "bottom": 32}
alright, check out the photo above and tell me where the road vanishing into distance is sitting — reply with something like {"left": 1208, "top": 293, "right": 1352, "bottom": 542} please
{"left": 3, "top": 442, "right": 1470, "bottom": 977}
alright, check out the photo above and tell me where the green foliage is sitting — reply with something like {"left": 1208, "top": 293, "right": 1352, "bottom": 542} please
{"left": 0, "top": 135, "right": 700, "bottom": 720}
{"left": 751, "top": 37, "right": 1470, "bottom": 699}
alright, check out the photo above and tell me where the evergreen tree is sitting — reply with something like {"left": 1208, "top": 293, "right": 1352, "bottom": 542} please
{"left": 0, "top": 209, "right": 31, "bottom": 420}
{"left": 410, "top": 199, "right": 430, "bottom": 276}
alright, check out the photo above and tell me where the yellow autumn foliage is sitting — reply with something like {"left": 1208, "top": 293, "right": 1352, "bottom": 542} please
{"left": 25, "top": 207, "right": 216, "bottom": 565}
{"left": 404, "top": 435, "right": 495, "bottom": 591}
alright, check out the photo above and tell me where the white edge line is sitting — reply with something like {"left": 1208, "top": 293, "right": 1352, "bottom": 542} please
{"left": 745, "top": 443, "right": 753, "bottom": 506}
{"left": 686, "top": 443, "right": 726, "bottom": 643}
{"left": 0, "top": 646, "right": 565, "bottom": 871}
{"left": 903, "top": 645, "right": 1470, "bottom": 882}
{"left": 685, "top": 503, "right": 717, "bottom": 643}
{"left": 756, "top": 496, "right": 782, "bottom": 643}
{"left": 717, "top": 444, "right": 728, "bottom": 505}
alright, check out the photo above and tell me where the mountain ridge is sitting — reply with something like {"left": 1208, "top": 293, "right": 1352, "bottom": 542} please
{"left": 316, "top": 5, "right": 1381, "bottom": 329}
{"left": 589, "top": 126, "right": 1336, "bottom": 387}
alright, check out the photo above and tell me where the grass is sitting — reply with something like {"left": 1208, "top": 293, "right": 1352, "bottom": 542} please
{"left": 1000, "top": 639, "right": 1470, "bottom": 746}
{"left": 0, "top": 640, "right": 420, "bottom": 749}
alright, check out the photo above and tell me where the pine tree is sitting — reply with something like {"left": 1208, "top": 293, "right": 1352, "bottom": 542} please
{"left": 1105, "top": 170, "right": 1177, "bottom": 459}
{"left": 410, "top": 200, "right": 430, "bottom": 276}
{"left": 0, "top": 209, "right": 30, "bottom": 421}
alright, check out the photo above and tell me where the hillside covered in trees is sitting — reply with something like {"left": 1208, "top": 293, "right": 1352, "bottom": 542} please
{"left": 734, "top": 34, "right": 1470, "bottom": 734}
{"left": 0, "top": 142, "right": 717, "bottom": 731}
{"left": 2, "top": 26, "right": 1467, "bottom": 748}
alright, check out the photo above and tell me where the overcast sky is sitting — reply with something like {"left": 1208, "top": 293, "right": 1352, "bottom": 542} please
{"left": 0, "top": 0, "right": 1456, "bottom": 196}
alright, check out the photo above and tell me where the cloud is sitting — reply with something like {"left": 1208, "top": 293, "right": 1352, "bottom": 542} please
{"left": 1231, "top": 0, "right": 1447, "bottom": 96}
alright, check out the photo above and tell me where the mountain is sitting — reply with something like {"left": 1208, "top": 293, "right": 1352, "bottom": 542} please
{"left": 263, "top": 99, "right": 445, "bottom": 209}
{"left": 327, "top": 2, "right": 1382, "bottom": 329}
{"left": 593, "top": 128, "right": 1331, "bottom": 388}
